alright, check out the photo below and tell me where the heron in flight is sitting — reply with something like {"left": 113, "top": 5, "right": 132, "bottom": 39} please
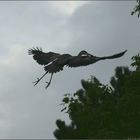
{"left": 28, "top": 47, "right": 127, "bottom": 89}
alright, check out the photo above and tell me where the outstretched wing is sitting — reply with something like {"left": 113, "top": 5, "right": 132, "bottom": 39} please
{"left": 99, "top": 50, "right": 127, "bottom": 60}
{"left": 67, "top": 50, "right": 127, "bottom": 68}
{"left": 28, "top": 47, "right": 60, "bottom": 65}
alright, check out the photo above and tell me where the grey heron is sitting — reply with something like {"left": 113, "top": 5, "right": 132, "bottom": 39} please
{"left": 28, "top": 47, "right": 127, "bottom": 89}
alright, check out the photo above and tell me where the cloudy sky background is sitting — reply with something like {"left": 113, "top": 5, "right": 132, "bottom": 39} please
{"left": 0, "top": 1, "right": 140, "bottom": 139}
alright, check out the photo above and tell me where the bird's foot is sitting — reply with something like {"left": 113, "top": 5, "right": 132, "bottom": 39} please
{"left": 32, "top": 72, "right": 48, "bottom": 87}
{"left": 45, "top": 81, "right": 51, "bottom": 89}
{"left": 32, "top": 78, "right": 40, "bottom": 86}
{"left": 45, "top": 73, "right": 53, "bottom": 89}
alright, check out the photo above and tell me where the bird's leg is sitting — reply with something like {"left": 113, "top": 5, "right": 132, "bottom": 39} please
{"left": 45, "top": 73, "right": 53, "bottom": 89}
{"left": 33, "top": 71, "right": 48, "bottom": 86}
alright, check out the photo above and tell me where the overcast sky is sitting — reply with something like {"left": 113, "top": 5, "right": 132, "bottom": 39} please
{"left": 0, "top": 1, "right": 140, "bottom": 139}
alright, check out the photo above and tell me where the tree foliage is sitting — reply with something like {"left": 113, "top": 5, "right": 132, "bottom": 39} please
{"left": 54, "top": 53, "right": 140, "bottom": 139}
{"left": 131, "top": 0, "right": 140, "bottom": 17}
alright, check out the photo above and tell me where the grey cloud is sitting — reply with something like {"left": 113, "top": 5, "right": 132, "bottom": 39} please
{"left": 0, "top": 1, "right": 140, "bottom": 139}
{"left": 60, "top": 1, "right": 140, "bottom": 84}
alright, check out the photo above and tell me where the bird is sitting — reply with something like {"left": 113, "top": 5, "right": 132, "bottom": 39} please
{"left": 28, "top": 47, "right": 127, "bottom": 89}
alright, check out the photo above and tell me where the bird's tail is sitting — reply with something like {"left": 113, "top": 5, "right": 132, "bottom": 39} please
{"left": 99, "top": 50, "right": 127, "bottom": 60}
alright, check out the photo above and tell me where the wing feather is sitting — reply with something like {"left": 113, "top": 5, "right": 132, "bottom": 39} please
{"left": 28, "top": 47, "right": 60, "bottom": 65}
{"left": 99, "top": 50, "right": 127, "bottom": 60}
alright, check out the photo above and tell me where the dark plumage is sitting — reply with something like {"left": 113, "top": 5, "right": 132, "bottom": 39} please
{"left": 44, "top": 54, "right": 72, "bottom": 73}
{"left": 28, "top": 47, "right": 127, "bottom": 89}
{"left": 28, "top": 47, "right": 60, "bottom": 65}
{"left": 67, "top": 50, "right": 127, "bottom": 67}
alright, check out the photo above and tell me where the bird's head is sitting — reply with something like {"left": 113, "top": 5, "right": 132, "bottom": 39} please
{"left": 78, "top": 50, "right": 93, "bottom": 57}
